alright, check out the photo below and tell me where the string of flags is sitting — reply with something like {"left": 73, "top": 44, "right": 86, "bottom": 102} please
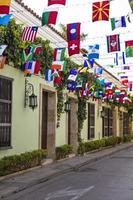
{"left": 0, "top": 0, "right": 133, "bottom": 103}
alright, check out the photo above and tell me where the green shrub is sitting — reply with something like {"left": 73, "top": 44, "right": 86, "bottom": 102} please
{"left": 122, "top": 135, "right": 132, "bottom": 143}
{"left": 77, "top": 135, "right": 132, "bottom": 155}
{"left": 104, "top": 136, "right": 118, "bottom": 147}
{"left": 0, "top": 149, "right": 47, "bottom": 176}
{"left": 56, "top": 144, "right": 73, "bottom": 160}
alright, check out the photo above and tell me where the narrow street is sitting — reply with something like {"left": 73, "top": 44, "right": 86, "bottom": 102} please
{"left": 4, "top": 148, "right": 133, "bottom": 200}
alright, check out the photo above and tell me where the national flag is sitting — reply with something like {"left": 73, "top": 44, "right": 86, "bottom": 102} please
{"left": 78, "top": 66, "right": 89, "bottom": 73}
{"left": 0, "top": 45, "right": 7, "bottom": 56}
{"left": 107, "top": 34, "right": 120, "bottom": 53}
{"left": 76, "top": 77, "right": 83, "bottom": 88}
{"left": 0, "top": 56, "right": 6, "bottom": 69}
{"left": 67, "top": 81, "right": 77, "bottom": 91}
{"left": 23, "top": 61, "right": 40, "bottom": 75}
{"left": 68, "top": 69, "right": 77, "bottom": 81}
{"left": 42, "top": 8, "right": 59, "bottom": 26}
{"left": 88, "top": 44, "right": 99, "bottom": 60}
{"left": 92, "top": 1, "right": 110, "bottom": 22}
{"left": 88, "top": 59, "right": 95, "bottom": 68}
{"left": 21, "top": 44, "right": 42, "bottom": 64}
{"left": 53, "top": 76, "right": 62, "bottom": 86}
{"left": 122, "top": 66, "right": 130, "bottom": 70}
{"left": 22, "top": 47, "right": 34, "bottom": 64}
{"left": 0, "top": 14, "right": 12, "bottom": 25}
{"left": 45, "top": 69, "right": 53, "bottom": 82}
{"left": 54, "top": 48, "right": 65, "bottom": 61}
{"left": 51, "top": 69, "right": 59, "bottom": 77}
{"left": 125, "top": 40, "right": 133, "bottom": 57}
{"left": 48, "top": 0, "right": 66, "bottom": 6}
{"left": 52, "top": 61, "right": 67, "bottom": 71}
{"left": 114, "top": 52, "right": 125, "bottom": 65}
{"left": 111, "top": 16, "right": 126, "bottom": 31}
{"left": 94, "top": 67, "right": 103, "bottom": 75}
{"left": 0, "top": 0, "right": 11, "bottom": 14}
{"left": 115, "top": 89, "right": 121, "bottom": 95}
{"left": 22, "top": 26, "right": 38, "bottom": 42}
{"left": 67, "top": 23, "right": 80, "bottom": 41}
{"left": 68, "top": 40, "right": 80, "bottom": 56}
{"left": 128, "top": 81, "right": 133, "bottom": 91}
{"left": 120, "top": 75, "right": 128, "bottom": 86}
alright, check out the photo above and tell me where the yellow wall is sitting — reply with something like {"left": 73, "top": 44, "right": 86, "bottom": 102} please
{"left": 0, "top": 65, "right": 50, "bottom": 158}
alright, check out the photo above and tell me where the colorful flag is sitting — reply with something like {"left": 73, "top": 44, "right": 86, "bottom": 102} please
{"left": 54, "top": 48, "right": 65, "bottom": 61}
{"left": 92, "top": 1, "right": 110, "bottom": 22}
{"left": 21, "top": 44, "right": 41, "bottom": 64}
{"left": 120, "top": 75, "right": 128, "bottom": 86}
{"left": 67, "top": 81, "right": 77, "bottom": 91}
{"left": 67, "top": 23, "right": 80, "bottom": 41}
{"left": 68, "top": 40, "right": 80, "bottom": 56}
{"left": 23, "top": 61, "right": 40, "bottom": 75}
{"left": 42, "top": 8, "right": 59, "bottom": 26}
{"left": 0, "top": 0, "right": 11, "bottom": 14}
{"left": 111, "top": 16, "right": 126, "bottom": 31}
{"left": 68, "top": 69, "right": 77, "bottom": 81}
{"left": 48, "top": 0, "right": 66, "bottom": 6}
{"left": 0, "top": 14, "right": 12, "bottom": 25}
{"left": 94, "top": 67, "right": 103, "bottom": 75}
{"left": 52, "top": 61, "right": 66, "bottom": 71}
{"left": 0, "top": 56, "right": 6, "bottom": 69}
{"left": 125, "top": 40, "right": 133, "bottom": 57}
{"left": 128, "top": 81, "right": 133, "bottom": 91}
{"left": 22, "top": 26, "right": 38, "bottom": 42}
{"left": 107, "top": 34, "right": 120, "bottom": 53}
{"left": 0, "top": 45, "right": 7, "bottom": 56}
{"left": 53, "top": 76, "right": 62, "bottom": 86}
{"left": 114, "top": 52, "right": 125, "bottom": 65}
{"left": 45, "top": 69, "right": 53, "bottom": 82}
{"left": 88, "top": 44, "right": 99, "bottom": 60}
{"left": 122, "top": 66, "right": 130, "bottom": 70}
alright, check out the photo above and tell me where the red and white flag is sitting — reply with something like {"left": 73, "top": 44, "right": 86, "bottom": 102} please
{"left": 22, "top": 26, "right": 38, "bottom": 42}
{"left": 68, "top": 40, "right": 80, "bottom": 56}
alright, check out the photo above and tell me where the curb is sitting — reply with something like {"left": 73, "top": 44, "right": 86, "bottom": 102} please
{"left": 0, "top": 143, "right": 133, "bottom": 199}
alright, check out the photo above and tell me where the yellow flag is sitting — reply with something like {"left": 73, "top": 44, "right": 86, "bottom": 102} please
{"left": 0, "top": 0, "right": 11, "bottom": 6}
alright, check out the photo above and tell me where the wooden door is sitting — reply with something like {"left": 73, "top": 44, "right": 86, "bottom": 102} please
{"left": 41, "top": 91, "right": 48, "bottom": 149}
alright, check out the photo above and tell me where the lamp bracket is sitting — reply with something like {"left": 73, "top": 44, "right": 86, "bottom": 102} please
{"left": 24, "top": 78, "right": 34, "bottom": 107}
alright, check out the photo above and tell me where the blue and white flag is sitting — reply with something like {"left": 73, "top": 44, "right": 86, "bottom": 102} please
{"left": 94, "top": 66, "right": 103, "bottom": 75}
{"left": 45, "top": 69, "right": 53, "bottom": 82}
{"left": 0, "top": 14, "right": 12, "bottom": 25}
{"left": 88, "top": 44, "right": 99, "bottom": 60}
{"left": 111, "top": 16, "right": 126, "bottom": 31}
{"left": 114, "top": 52, "right": 126, "bottom": 66}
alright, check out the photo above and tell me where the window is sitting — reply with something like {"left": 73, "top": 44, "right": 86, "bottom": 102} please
{"left": 102, "top": 107, "right": 113, "bottom": 137}
{"left": 0, "top": 76, "right": 12, "bottom": 148}
{"left": 88, "top": 103, "right": 95, "bottom": 139}
{"left": 123, "top": 112, "right": 129, "bottom": 135}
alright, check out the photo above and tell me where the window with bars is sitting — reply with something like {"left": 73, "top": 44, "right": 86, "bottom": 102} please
{"left": 102, "top": 107, "right": 113, "bottom": 137}
{"left": 88, "top": 103, "right": 95, "bottom": 139}
{"left": 123, "top": 112, "right": 129, "bottom": 135}
{"left": 0, "top": 76, "right": 12, "bottom": 148}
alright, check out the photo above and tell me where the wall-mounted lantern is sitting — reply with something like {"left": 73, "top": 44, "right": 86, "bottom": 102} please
{"left": 24, "top": 78, "right": 37, "bottom": 110}
{"left": 100, "top": 110, "right": 105, "bottom": 118}
{"left": 64, "top": 101, "right": 71, "bottom": 112}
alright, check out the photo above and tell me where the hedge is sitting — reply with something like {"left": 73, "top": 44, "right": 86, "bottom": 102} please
{"left": 0, "top": 149, "right": 47, "bottom": 176}
{"left": 56, "top": 144, "right": 73, "bottom": 160}
{"left": 78, "top": 135, "right": 132, "bottom": 155}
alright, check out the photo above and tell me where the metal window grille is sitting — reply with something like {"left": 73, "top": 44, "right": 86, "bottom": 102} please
{"left": 0, "top": 76, "right": 12, "bottom": 148}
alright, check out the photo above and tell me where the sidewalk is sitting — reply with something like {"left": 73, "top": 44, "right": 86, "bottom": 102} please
{"left": 0, "top": 142, "right": 133, "bottom": 199}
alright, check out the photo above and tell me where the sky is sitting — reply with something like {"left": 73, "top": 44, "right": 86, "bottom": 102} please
{"left": 22, "top": 0, "right": 133, "bottom": 80}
